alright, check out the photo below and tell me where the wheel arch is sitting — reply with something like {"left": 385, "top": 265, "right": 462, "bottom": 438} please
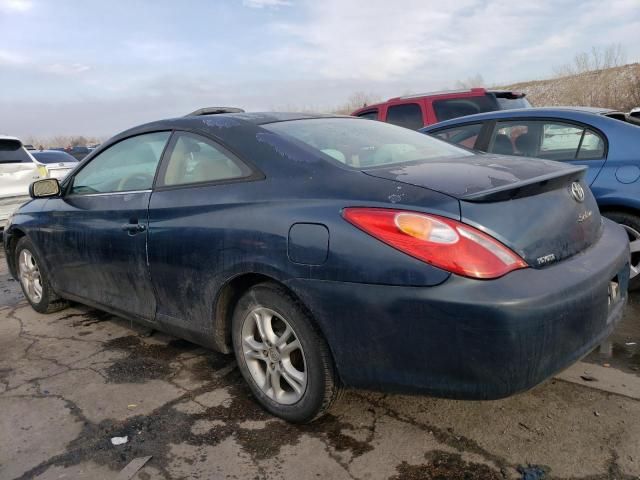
{"left": 212, "top": 272, "right": 297, "bottom": 354}
{"left": 4, "top": 227, "right": 27, "bottom": 279}
{"left": 211, "top": 272, "right": 337, "bottom": 368}
{"left": 599, "top": 203, "right": 640, "bottom": 218}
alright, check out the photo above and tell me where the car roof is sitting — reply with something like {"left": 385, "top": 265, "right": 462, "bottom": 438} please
{"left": 0, "top": 134, "right": 21, "bottom": 142}
{"left": 111, "top": 112, "right": 355, "bottom": 140}
{"left": 187, "top": 111, "right": 349, "bottom": 125}
{"left": 420, "top": 106, "right": 618, "bottom": 131}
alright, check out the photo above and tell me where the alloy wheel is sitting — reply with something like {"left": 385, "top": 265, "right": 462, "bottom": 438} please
{"left": 18, "top": 249, "right": 43, "bottom": 304}
{"left": 241, "top": 307, "right": 307, "bottom": 405}
{"left": 622, "top": 224, "right": 640, "bottom": 280}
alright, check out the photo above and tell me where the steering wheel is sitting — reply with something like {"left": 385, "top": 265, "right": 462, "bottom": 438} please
{"left": 116, "top": 172, "right": 154, "bottom": 191}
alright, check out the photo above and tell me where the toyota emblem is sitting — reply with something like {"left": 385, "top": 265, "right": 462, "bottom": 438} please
{"left": 570, "top": 182, "right": 585, "bottom": 203}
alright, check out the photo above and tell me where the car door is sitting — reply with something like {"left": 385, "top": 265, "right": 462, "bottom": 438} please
{"left": 146, "top": 131, "right": 257, "bottom": 336}
{"left": 42, "top": 131, "right": 171, "bottom": 320}
{"left": 486, "top": 119, "right": 607, "bottom": 185}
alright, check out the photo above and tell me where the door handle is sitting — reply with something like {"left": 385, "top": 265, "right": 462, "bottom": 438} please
{"left": 122, "top": 223, "right": 146, "bottom": 234}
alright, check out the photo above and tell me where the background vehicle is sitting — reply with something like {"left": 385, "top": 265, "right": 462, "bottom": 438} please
{"left": 52, "top": 146, "right": 92, "bottom": 161}
{"left": 31, "top": 150, "right": 79, "bottom": 179}
{"left": 351, "top": 88, "right": 530, "bottom": 130}
{"left": 421, "top": 106, "right": 640, "bottom": 288}
{"left": 0, "top": 136, "right": 41, "bottom": 228}
{"left": 4, "top": 112, "right": 628, "bottom": 423}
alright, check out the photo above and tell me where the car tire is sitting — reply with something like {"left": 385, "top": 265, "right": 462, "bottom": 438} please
{"left": 603, "top": 211, "right": 640, "bottom": 291}
{"left": 231, "top": 282, "right": 342, "bottom": 423}
{"left": 15, "top": 237, "right": 69, "bottom": 313}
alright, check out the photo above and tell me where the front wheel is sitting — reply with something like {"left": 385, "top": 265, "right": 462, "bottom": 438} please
{"left": 231, "top": 282, "right": 342, "bottom": 423}
{"left": 15, "top": 237, "right": 69, "bottom": 313}
{"left": 603, "top": 211, "right": 640, "bottom": 291}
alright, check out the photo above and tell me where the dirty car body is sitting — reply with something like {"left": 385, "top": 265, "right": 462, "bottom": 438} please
{"left": 3, "top": 113, "right": 630, "bottom": 406}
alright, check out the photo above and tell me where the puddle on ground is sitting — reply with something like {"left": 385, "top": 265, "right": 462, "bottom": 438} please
{"left": 16, "top": 369, "right": 374, "bottom": 479}
{"left": 103, "top": 335, "right": 203, "bottom": 383}
{"left": 389, "top": 451, "right": 505, "bottom": 480}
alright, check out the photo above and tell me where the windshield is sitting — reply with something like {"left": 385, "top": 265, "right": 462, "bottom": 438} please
{"left": 32, "top": 151, "right": 78, "bottom": 164}
{"left": 0, "top": 140, "right": 32, "bottom": 164}
{"left": 263, "top": 118, "right": 471, "bottom": 168}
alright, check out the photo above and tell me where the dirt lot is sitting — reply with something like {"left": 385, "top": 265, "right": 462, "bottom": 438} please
{"left": 1, "top": 252, "right": 639, "bottom": 480}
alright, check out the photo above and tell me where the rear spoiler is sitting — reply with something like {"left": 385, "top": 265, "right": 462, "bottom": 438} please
{"left": 461, "top": 164, "right": 587, "bottom": 202}
{"left": 491, "top": 91, "right": 526, "bottom": 99}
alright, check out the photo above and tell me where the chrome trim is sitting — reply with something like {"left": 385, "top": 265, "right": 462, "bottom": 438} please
{"left": 71, "top": 189, "right": 152, "bottom": 197}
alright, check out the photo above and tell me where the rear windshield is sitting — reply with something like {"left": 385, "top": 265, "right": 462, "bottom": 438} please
{"left": 32, "top": 151, "right": 78, "bottom": 164}
{"left": 0, "top": 140, "right": 32, "bottom": 164}
{"left": 263, "top": 118, "right": 471, "bottom": 168}
{"left": 433, "top": 96, "right": 500, "bottom": 122}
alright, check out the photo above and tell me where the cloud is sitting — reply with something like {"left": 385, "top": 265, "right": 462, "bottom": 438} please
{"left": 242, "top": 0, "right": 292, "bottom": 8}
{"left": 0, "top": 0, "right": 32, "bottom": 12}
{"left": 0, "top": 49, "right": 26, "bottom": 65}
{"left": 263, "top": 0, "right": 640, "bottom": 86}
{"left": 43, "top": 63, "right": 91, "bottom": 75}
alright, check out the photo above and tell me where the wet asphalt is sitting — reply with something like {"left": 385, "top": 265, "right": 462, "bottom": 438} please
{"left": 1, "top": 250, "right": 639, "bottom": 480}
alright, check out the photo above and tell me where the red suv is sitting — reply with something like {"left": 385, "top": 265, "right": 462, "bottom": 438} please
{"left": 351, "top": 88, "right": 530, "bottom": 130}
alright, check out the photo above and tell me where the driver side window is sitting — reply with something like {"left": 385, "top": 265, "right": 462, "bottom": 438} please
{"left": 70, "top": 132, "right": 170, "bottom": 194}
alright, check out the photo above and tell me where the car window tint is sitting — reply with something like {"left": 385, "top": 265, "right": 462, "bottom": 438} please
{"left": 32, "top": 151, "right": 78, "bottom": 164}
{"left": 386, "top": 104, "right": 423, "bottom": 130}
{"left": 70, "top": 132, "right": 170, "bottom": 194}
{"left": 492, "top": 120, "right": 595, "bottom": 161}
{"left": 161, "top": 132, "right": 251, "bottom": 186}
{"left": 433, "top": 96, "right": 499, "bottom": 122}
{"left": 0, "top": 140, "right": 33, "bottom": 164}
{"left": 540, "top": 123, "right": 583, "bottom": 158}
{"left": 577, "top": 129, "right": 605, "bottom": 159}
{"left": 432, "top": 124, "right": 482, "bottom": 149}
{"left": 357, "top": 110, "right": 378, "bottom": 120}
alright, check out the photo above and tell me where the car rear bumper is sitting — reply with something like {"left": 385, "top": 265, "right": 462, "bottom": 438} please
{"left": 286, "top": 219, "right": 630, "bottom": 399}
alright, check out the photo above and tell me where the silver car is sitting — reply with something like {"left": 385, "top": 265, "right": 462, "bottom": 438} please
{"left": 31, "top": 150, "right": 79, "bottom": 179}
{"left": 0, "top": 136, "right": 42, "bottom": 228}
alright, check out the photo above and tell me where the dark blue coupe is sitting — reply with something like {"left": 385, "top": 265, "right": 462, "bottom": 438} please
{"left": 421, "top": 107, "right": 640, "bottom": 289}
{"left": 4, "top": 111, "right": 629, "bottom": 422}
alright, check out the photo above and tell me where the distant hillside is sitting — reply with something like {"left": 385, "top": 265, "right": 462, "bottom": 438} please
{"left": 500, "top": 63, "right": 640, "bottom": 111}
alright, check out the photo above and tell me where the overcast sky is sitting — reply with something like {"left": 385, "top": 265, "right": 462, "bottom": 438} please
{"left": 1, "top": 0, "right": 639, "bottom": 138}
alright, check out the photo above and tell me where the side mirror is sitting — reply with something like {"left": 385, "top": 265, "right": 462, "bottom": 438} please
{"left": 29, "top": 178, "right": 61, "bottom": 199}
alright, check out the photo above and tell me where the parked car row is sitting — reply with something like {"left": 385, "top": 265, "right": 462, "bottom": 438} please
{"left": 3, "top": 107, "right": 629, "bottom": 423}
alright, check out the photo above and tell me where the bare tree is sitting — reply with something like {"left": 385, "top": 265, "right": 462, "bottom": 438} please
{"left": 454, "top": 73, "right": 485, "bottom": 89}
{"left": 331, "top": 91, "right": 382, "bottom": 114}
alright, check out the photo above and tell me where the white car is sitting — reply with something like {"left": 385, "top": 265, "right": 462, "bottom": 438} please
{"left": 31, "top": 149, "right": 79, "bottom": 179}
{"left": 0, "top": 136, "right": 42, "bottom": 228}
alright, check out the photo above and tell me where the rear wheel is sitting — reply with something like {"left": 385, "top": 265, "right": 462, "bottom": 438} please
{"left": 15, "top": 237, "right": 69, "bottom": 313}
{"left": 603, "top": 211, "right": 640, "bottom": 291}
{"left": 231, "top": 282, "right": 341, "bottom": 423}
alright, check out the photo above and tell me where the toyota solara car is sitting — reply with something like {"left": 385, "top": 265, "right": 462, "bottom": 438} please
{"left": 3, "top": 110, "right": 629, "bottom": 423}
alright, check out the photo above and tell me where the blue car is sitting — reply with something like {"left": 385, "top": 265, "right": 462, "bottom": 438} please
{"left": 4, "top": 111, "right": 629, "bottom": 422}
{"left": 421, "top": 107, "right": 640, "bottom": 289}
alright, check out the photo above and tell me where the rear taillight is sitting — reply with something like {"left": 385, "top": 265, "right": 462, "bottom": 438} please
{"left": 342, "top": 208, "right": 527, "bottom": 279}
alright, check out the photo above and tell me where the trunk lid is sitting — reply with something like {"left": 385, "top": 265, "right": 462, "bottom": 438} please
{"left": 364, "top": 154, "right": 602, "bottom": 267}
